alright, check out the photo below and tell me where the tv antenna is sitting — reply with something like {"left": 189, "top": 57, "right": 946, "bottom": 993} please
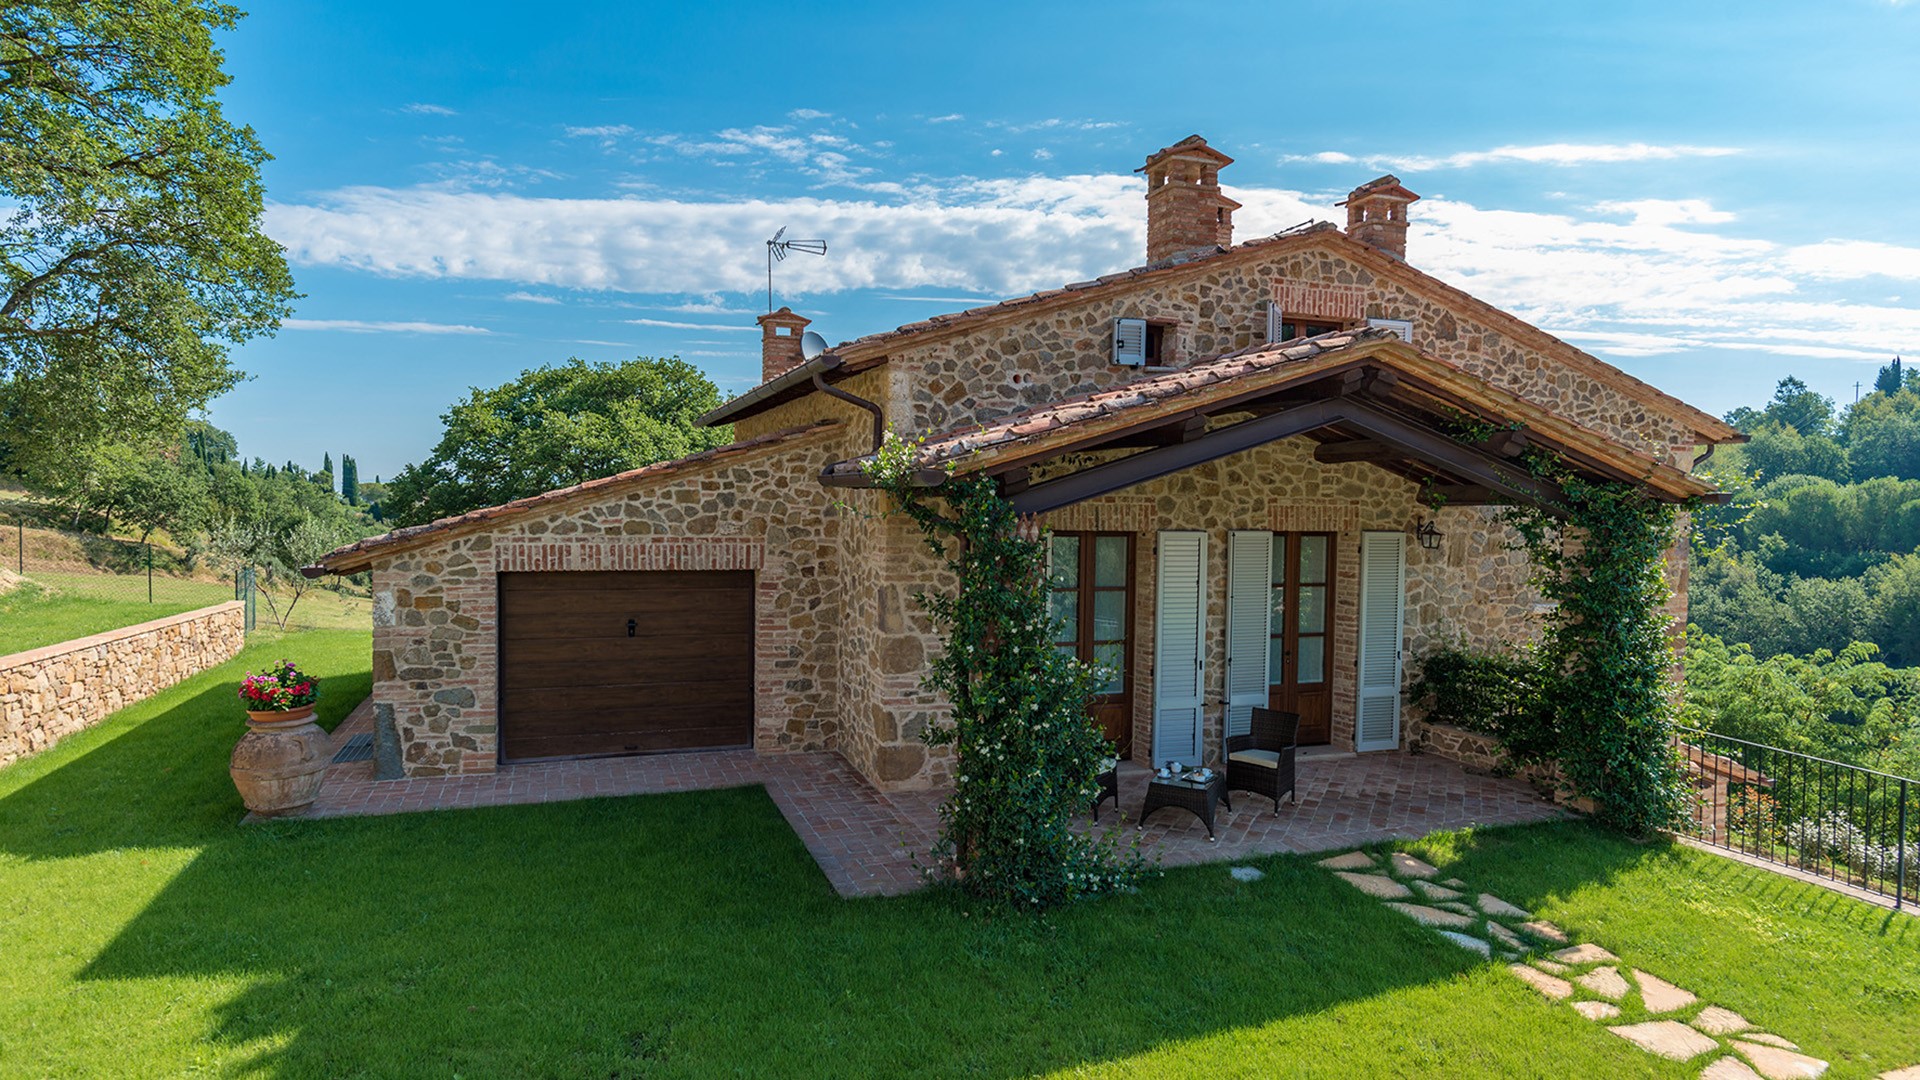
{"left": 765, "top": 226, "right": 827, "bottom": 312}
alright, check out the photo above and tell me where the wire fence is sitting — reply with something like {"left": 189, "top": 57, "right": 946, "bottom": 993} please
{"left": 1678, "top": 726, "right": 1914, "bottom": 909}
{"left": 0, "top": 511, "right": 371, "bottom": 651}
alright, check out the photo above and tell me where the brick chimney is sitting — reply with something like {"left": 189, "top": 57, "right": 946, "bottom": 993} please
{"left": 757, "top": 306, "right": 811, "bottom": 382}
{"left": 1339, "top": 175, "right": 1421, "bottom": 260}
{"left": 1137, "top": 134, "right": 1240, "bottom": 264}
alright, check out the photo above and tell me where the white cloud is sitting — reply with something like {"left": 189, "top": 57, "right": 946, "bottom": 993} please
{"left": 1286, "top": 142, "right": 1743, "bottom": 171}
{"left": 927, "top": 113, "right": 965, "bottom": 124}
{"left": 565, "top": 124, "right": 636, "bottom": 139}
{"left": 1279, "top": 151, "right": 1357, "bottom": 165}
{"left": 625, "top": 318, "right": 760, "bottom": 331}
{"left": 653, "top": 295, "right": 755, "bottom": 314}
{"left": 402, "top": 103, "right": 456, "bottom": 116}
{"left": 424, "top": 159, "right": 563, "bottom": 189}
{"left": 1782, "top": 240, "right": 1920, "bottom": 282}
{"left": 788, "top": 108, "right": 832, "bottom": 120}
{"left": 267, "top": 174, "right": 1182, "bottom": 297}
{"left": 1590, "top": 198, "right": 1736, "bottom": 227}
{"left": 281, "top": 318, "right": 491, "bottom": 334}
{"left": 266, "top": 170, "right": 1918, "bottom": 363}
{"left": 504, "top": 291, "right": 561, "bottom": 304}
{"left": 991, "top": 118, "right": 1124, "bottom": 134}
{"left": 1033, "top": 148, "right": 1053, "bottom": 161}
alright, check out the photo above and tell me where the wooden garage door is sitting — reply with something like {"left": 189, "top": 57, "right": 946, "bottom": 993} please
{"left": 499, "top": 570, "right": 754, "bottom": 762}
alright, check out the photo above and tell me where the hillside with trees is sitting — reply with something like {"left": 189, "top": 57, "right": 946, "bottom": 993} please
{"left": 1685, "top": 358, "right": 1920, "bottom": 772}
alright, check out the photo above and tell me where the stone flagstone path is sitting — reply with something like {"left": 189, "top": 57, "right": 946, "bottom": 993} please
{"left": 1313, "top": 848, "right": 1918, "bottom": 1080}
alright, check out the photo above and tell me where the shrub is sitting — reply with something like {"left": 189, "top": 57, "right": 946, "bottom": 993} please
{"left": 1409, "top": 641, "right": 1540, "bottom": 736}
{"left": 1783, "top": 810, "right": 1861, "bottom": 865}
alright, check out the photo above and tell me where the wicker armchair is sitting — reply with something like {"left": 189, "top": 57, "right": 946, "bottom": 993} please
{"left": 1225, "top": 707, "right": 1299, "bottom": 813}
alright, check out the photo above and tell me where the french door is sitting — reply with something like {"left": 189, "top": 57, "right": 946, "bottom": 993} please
{"left": 1048, "top": 532, "right": 1134, "bottom": 756}
{"left": 1268, "top": 532, "right": 1335, "bottom": 745}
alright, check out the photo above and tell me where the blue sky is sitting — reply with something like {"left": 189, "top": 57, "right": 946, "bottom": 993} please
{"left": 211, "top": 0, "right": 1920, "bottom": 477}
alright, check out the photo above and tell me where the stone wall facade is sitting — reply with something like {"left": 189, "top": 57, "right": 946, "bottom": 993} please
{"left": 366, "top": 422, "right": 861, "bottom": 777}
{"left": 0, "top": 601, "right": 247, "bottom": 767}
{"left": 868, "top": 236, "right": 1699, "bottom": 465}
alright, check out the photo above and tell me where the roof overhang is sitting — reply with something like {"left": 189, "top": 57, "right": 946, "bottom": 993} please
{"left": 821, "top": 331, "right": 1725, "bottom": 516}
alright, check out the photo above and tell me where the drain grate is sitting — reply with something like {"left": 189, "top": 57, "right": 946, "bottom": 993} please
{"left": 331, "top": 733, "right": 374, "bottom": 764}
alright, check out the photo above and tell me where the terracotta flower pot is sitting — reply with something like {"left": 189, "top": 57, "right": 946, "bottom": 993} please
{"left": 244, "top": 704, "right": 315, "bottom": 725}
{"left": 231, "top": 706, "right": 329, "bottom": 815}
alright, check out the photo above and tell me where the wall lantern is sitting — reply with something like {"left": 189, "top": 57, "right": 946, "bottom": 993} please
{"left": 1414, "top": 518, "right": 1443, "bottom": 551}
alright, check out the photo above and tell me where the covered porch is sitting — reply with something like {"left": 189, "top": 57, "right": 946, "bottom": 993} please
{"left": 824, "top": 327, "right": 1720, "bottom": 775}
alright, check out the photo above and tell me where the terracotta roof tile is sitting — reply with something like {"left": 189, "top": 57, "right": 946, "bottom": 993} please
{"left": 821, "top": 329, "right": 1386, "bottom": 479}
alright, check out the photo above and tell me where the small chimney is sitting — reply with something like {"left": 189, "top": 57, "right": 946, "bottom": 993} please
{"left": 1339, "top": 175, "right": 1421, "bottom": 260}
{"left": 757, "top": 306, "right": 811, "bottom": 382}
{"left": 1137, "top": 134, "right": 1240, "bottom": 264}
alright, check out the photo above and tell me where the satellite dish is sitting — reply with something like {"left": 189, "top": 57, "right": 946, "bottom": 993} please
{"left": 800, "top": 330, "right": 828, "bottom": 362}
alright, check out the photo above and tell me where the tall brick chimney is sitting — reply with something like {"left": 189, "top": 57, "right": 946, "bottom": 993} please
{"left": 1339, "top": 175, "right": 1421, "bottom": 260}
{"left": 1137, "top": 134, "right": 1240, "bottom": 264}
{"left": 757, "top": 306, "right": 811, "bottom": 382}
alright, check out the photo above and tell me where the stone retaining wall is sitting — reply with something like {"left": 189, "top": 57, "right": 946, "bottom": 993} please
{"left": 0, "top": 601, "right": 246, "bottom": 767}
{"left": 1409, "top": 718, "right": 1508, "bottom": 772}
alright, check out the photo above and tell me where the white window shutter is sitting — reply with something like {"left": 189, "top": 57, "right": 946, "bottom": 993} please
{"left": 1266, "top": 303, "right": 1285, "bottom": 344}
{"left": 1114, "top": 318, "right": 1148, "bottom": 366}
{"left": 1152, "top": 531, "right": 1207, "bottom": 765}
{"left": 1225, "top": 530, "right": 1273, "bottom": 741}
{"left": 1356, "top": 531, "right": 1406, "bottom": 751}
{"left": 1367, "top": 317, "right": 1413, "bottom": 343}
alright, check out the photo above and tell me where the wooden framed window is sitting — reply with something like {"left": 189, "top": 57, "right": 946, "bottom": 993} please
{"left": 1279, "top": 318, "right": 1346, "bottom": 342}
{"left": 1268, "top": 531, "right": 1335, "bottom": 745}
{"left": 1048, "top": 533, "right": 1134, "bottom": 697}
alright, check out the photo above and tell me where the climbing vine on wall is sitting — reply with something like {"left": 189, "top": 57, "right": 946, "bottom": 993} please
{"left": 1502, "top": 465, "right": 1691, "bottom": 836}
{"left": 866, "top": 434, "right": 1146, "bottom": 906}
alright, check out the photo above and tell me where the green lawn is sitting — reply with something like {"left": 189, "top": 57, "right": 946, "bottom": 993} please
{"left": 1, "top": 633, "right": 1915, "bottom": 1078}
{"left": 0, "top": 571, "right": 370, "bottom": 655}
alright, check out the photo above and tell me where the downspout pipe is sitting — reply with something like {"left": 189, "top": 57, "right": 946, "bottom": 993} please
{"left": 812, "top": 370, "right": 886, "bottom": 454}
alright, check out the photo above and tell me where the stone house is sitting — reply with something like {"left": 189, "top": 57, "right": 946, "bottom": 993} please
{"left": 313, "top": 134, "right": 1740, "bottom": 791}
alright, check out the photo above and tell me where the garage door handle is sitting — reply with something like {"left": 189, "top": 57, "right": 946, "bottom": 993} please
{"left": 627, "top": 618, "right": 636, "bottom": 637}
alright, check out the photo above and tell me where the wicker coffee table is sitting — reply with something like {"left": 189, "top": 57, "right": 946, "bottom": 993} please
{"left": 1138, "top": 771, "right": 1231, "bottom": 840}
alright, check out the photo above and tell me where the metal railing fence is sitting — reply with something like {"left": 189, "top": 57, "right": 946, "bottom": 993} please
{"left": 1677, "top": 726, "right": 1913, "bottom": 909}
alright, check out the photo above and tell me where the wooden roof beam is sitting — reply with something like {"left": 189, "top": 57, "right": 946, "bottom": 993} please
{"left": 1313, "top": 439, "right": 1407, "bottom": 465}
{"left": 1006, "top": 397, "right": 1565, "bottom": 516}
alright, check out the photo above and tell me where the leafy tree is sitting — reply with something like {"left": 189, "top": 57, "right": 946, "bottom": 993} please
{"left": 209, "top": 513, "right": 346, "bottom": 631}
{"left": 1683, "top": 630, "right": 1920, "bottom": 779}
{"left": 1765, "top": 376, "right": 1835, "bottom": 438}
{"left": 1842, "top": 385, "right": 1920, "bottom": 481}
{"left": 340, "top": 454, "right": 358, "bottom": 504}
{"left": 184, "top": 419, "right": 236, "bottom": 466}
{"left": 384, "top": 357, "right": 732, "bottom": 527}
{"left": 1874, "top": 357, "right": 1905, "bottom": 396}
{"left": 0, "top": 1, "right": 297, "bottom": 453}
{"left": 1740, "top": 425, "right": 1850, "bottom": 483}
{"left": 1780, "top": 575, "right": 1873, "bottom": 657}
{"left": 1866, "top": 553, "right": 1920, "bottom": 668}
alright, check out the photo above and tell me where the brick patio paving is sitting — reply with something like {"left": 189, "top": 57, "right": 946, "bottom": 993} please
{"left": 300, "top": 700, "right": 1562, "bottom": 897}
